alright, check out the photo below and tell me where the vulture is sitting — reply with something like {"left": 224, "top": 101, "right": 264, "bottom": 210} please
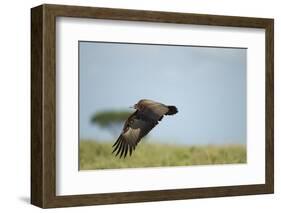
{"left": 112, "top": 99, "right": 178, "bottom": 158}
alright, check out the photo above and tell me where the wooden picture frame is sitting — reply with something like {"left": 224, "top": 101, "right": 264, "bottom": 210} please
{"left": 31, "top": 4, "right": 274, "bottom": 208}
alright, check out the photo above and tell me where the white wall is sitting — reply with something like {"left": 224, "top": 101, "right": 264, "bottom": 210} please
{"left": 0, "top": 0, "right": 279, "bottom": 212}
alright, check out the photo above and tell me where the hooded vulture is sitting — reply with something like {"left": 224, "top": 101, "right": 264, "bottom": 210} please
{"left": 112, "top": 99, "right": 178, "bottom": 158}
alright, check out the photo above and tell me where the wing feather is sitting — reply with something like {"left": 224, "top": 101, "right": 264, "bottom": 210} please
{"left": 123, "top": 143, "right": 129, "bottom": 158}
{"left": 114, "top": 137, "right": 124, "bottom": 157}
{"left": 112, "top": 111, "right": 156, "bottom": 158}
{"left": 112, "top": 136, "right": 122, "bottom": 153}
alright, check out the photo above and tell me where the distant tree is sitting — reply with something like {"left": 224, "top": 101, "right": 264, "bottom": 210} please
{"left": 91, "top": 110, "right": 132, "bottom": 136}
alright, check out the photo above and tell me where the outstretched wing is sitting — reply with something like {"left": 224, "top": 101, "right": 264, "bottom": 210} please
{"left": 138, "top": 99, "right": 170, "bottom": 121}
{"left": 112, "top": 112, "right": 157, "bottom": 158}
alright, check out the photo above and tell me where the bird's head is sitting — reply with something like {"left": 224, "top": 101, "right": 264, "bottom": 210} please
{"left": 130, "top": 100, "right": 147, "bottom": 110}
{"left": 129, "top": 104, "right": 138, "bottom": 109}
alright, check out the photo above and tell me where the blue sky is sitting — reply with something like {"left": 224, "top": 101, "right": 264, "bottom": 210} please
{"left": 79, "top": 41, "right": 246, "bottom": 145}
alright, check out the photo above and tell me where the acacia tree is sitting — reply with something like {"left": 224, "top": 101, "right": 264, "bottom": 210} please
{"left": 91, "top": 110, "right": 132, "bottom": 137}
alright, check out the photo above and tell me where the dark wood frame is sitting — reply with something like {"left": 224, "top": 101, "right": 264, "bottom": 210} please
{"left": 31, "top": 4, "right": 274, "bottom": 208}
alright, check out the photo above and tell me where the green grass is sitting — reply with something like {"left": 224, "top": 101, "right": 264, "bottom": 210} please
{"left": 79, "top": 140, "right": 246, "bottom": 170}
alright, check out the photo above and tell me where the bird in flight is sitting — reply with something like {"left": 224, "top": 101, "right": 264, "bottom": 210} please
{"left": 112, "top": 99, "right": 178, "bottom": 158}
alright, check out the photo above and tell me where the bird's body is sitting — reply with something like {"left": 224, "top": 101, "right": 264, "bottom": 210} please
{"left": 112, "top": 99, "right": 178, "bottom": 158}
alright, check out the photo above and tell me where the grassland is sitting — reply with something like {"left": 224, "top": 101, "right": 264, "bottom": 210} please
{"left": 79, "top": 140, "right": 246, "bottom": 170}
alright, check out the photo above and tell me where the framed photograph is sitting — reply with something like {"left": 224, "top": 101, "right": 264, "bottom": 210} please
{"left": 31, "top": 4, "right": 274, "bottom": 208}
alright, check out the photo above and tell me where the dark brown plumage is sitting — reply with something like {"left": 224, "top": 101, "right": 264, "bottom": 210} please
{"left": 112, "top": 99, "right": 178, "bottom": 158}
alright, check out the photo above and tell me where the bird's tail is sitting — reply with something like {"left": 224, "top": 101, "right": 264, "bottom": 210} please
{"left": 166, "top": 106, "right": 178, "bottom": 115}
